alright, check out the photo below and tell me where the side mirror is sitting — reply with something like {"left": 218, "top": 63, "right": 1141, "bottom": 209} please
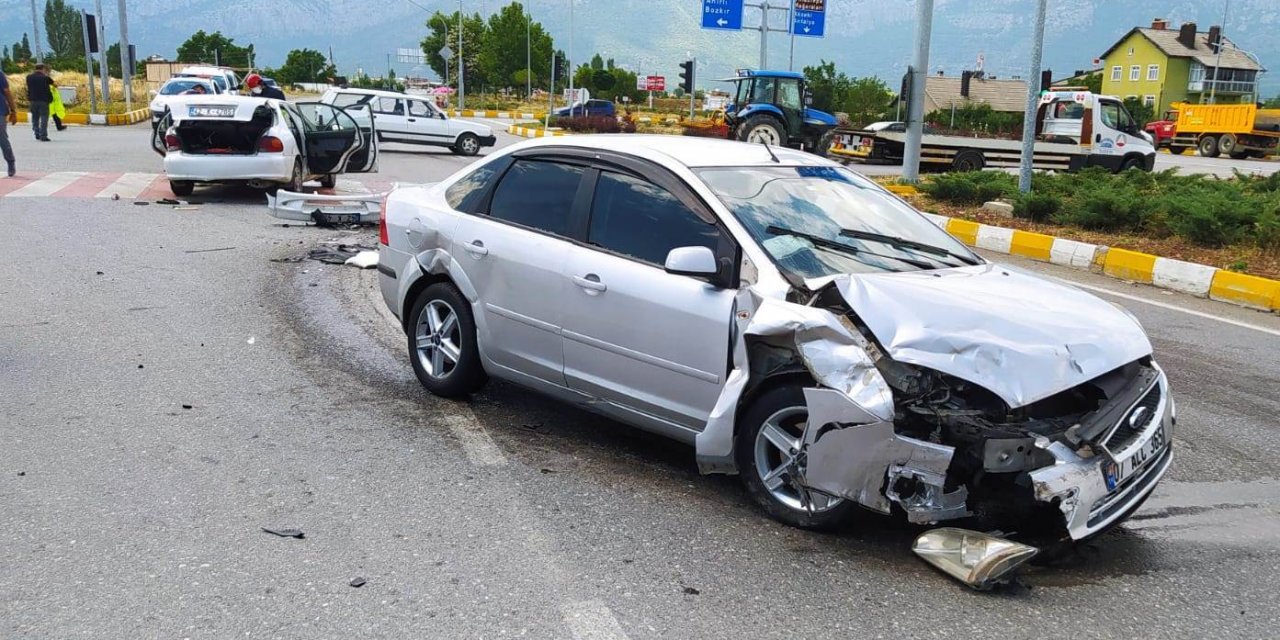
{"left": 439, "top": 112, "right": 447, "bottom": 120}
{"left": 664, "top": 246, "right": 719, "bottom": 278}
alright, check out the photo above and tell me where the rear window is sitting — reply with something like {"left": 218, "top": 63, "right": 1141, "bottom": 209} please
{"left": 160, "top": 80, "right": 210, "bottom": 95}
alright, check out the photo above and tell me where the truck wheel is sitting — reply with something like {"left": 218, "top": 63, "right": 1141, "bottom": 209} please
{"left": 811, "top": 130, "right": 837, "bottom": 158}
{"left": 1218, "top": 134, "right": 1239, "bottom": 157}
{"left": 1198, "top": 135, "right": 1220, "bottom": 158}
{"left": 951, "top": 149, "right": 985, "bottom": 172}
{"left": 736, "top": 115, "right": 788, "bottom": 147}
{"left": 169, "top": 180, "right": 194, "bottom": 197}
{"left": 1228, "top": 150, "right": 1250, "bottom": 160}
{"left": 1119, "top": 156, "right": 1144, "bottom": 172}
{"left": 1168, "top": 145, "right": 1189, "bottom": 155}
{"left": 735, "top": 385, "right": 857, "bottom": 530}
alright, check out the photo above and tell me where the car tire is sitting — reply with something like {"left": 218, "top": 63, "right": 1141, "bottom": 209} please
{"left": 319, "top": 173, "right": 337, "bottom": 189}
{"left": 169, "top": 180, "right": 194, "bottom": 197}
{"left": 1119, "top": 156, "right": 1143, "bottom": 172}
{"left": 453, "top": 133, "right": 481, "bottom": 156}
{"left": 812, "top": 130, "right": 837, "bottom": 158}
{"left": 951, "top": 149, "right": 985, "bottom": 172}
{"left": 735, "top": 384, "right": 858, "bottom": 530}
{"left": 407, "top": 283, "right": 487, "bottom": 398}
{"left": 736, "top": 115, "right": 788, "bottom": 147}
{"left": 1198, "top": 135, "right": 1220, "bottom": 158}
{"left": 287, "top": 159, "right": 305, "bottom": 192}
{"left": 1168, "top": 145, "right": 1189, "bottom": 155}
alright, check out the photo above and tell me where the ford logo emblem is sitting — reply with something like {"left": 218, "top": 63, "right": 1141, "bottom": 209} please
{"left": 1129, "top": 406, "right": 1150, "bottom": 429}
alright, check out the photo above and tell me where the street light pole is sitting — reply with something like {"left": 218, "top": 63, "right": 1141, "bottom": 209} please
{"left": 568, "top": 0, "right": 575, "bottom": 116}
{"left": 526, "top": 10, "right": 532, "bottom": 101}
{"left": 29, "top": 0, "right": 43, "bottom": 62}
{"left": 458, "top": 0, "right": 465, "bottom": 110}
{"left": 117, "top": 0, "right": 132, "bottom": 108}
{"left": 1017, "top": 0, "right": 1047, "bottom": 194}
{"left": 1208, "top": 0, "right": 1230, "bottom": 104}
{"left": 94, "top": 0, "right": 109, "bottom": 104}
{"left": 902, "top": 0, "right": 934, "bottom": 184}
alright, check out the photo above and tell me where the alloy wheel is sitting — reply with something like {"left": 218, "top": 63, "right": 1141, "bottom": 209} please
{"left": 753, "top": 406, "right": 843, "bottom": 513}
{"left": 415, "top": 299, "right": 462, "bottom": 379}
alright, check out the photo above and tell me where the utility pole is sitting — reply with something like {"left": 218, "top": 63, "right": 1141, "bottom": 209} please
{"left": 1208, "top": 0, "right": 1230, "bottom": 104}
{"left": 458, "top": 0, "right": 465, "bottom": 110}
{"left": 117, "top": 0, "right": 132, "bottom": 108}
{"left": 1017, "top": 0, "right": 1047, "bottom": 194}
{"left": 744, "top": 1, "right": 790, "bottom": 70}
{"left": 94, "top": 0, "right": 109, "bottom": 104}
{"left": 788, "top": 0, "right": 796, "bottom": 71}
{"left": 81, "top": 9, "right": 97, "bottom": 113}
{"left": 546, "top": 46, "right": 555, "bottom": 128}
{"left": 526, "top": 10, "right": 532, "bottom": 101}
{"left": 568, "top": 0, "right": 575, "bottom": 116}
{"left": 29, "top": 0, "right": 43, "bottom": 62}
{"left": 902, "top": 0, "right": 934, "bottom": 184}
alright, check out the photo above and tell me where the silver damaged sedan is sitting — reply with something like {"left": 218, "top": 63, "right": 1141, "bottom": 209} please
{"left": 376, "top": 136, "right": 1173, "bottom": 583}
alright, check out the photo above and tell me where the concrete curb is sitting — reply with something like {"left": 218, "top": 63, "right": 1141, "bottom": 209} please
{"left": 13, "top": 107, "right": 148, "bottom": 126}
{"left": 507, "top": 124, "right": 566, "bottom": 138}
{"left": 923, "top": 212, "right": 1280, "bottom": 312}
{"left": 451, "top": 110, "right": 543, "bottom": 119}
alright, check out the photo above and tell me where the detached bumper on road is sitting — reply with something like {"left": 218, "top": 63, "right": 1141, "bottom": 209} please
{"left": 163, "top": 153, "right": 294, "bottom": 183}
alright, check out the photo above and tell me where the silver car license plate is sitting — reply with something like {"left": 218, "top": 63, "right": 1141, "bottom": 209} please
{"left": 188, "top": 105, "right": 236, "bottom": 118}
{"left": 1103, "top": 421, "right": 1169, "bottom": 491}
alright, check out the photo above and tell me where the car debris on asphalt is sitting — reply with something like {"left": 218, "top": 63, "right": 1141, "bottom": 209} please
{"left": 260, "top": 527, "right": 305, "bottom": 539}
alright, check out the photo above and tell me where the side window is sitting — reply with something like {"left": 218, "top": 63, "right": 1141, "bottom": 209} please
{"left": 408, "top": 100, "right": 432, "bottom": 117}
{"left": 588, "top": 171, "right": 723, "bottom": 267}
{"left": 446, "top": 162, "right": 504, "bottom": 213}
{"left": 374, "top": 97, "right": 402, "bottom": 115}
{"left": 1100, "top": 101, "right": 1121, "bottom": 129}
{"left": 488, "top": 160, "right": 584, "bottom": 237}
{"left": 777, "top": 81, "right": 801, "bottom": 110}
{"left": 330, "top": 92, "right": 363, "bottom": 108}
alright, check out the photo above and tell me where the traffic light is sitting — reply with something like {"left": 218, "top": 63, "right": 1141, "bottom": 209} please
{"left": 678, "top": 59, "right": 695, "bottom": 93}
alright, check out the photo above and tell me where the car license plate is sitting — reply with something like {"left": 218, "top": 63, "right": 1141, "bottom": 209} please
{"left": 188, "top": 105, "right": 236, "bottom": 118}
{"left": 1102, "top": 421, "right": 1169, "bottom": 491}
{"left": 314, "top": 211, "right": 361, "bottom": 225}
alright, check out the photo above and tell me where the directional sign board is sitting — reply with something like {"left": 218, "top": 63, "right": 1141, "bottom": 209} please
{"left": 701, "top": 0, "right": 743, "bottom": 31}
{"left": 793, "top": 0, "right": 826, "bottom": 38}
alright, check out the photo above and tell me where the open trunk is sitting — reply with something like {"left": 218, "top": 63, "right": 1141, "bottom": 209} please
{"left": 174, "top": 104, "right": 274, "bottom": 155}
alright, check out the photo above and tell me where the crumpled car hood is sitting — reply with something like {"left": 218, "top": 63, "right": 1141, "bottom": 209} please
{"left": 831, "top": 263, "right": 1152, "bottom": 408}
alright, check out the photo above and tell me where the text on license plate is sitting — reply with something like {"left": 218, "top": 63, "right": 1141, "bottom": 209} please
{"left": 1103, "top": 422, "right": 1168, "bottom": 491}
{"left": 188, "top": 105, "right": 237, "bottom": 118}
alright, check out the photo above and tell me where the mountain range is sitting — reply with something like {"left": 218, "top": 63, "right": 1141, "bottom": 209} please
{"left": 2, "top": 0, "right": 1277, "bottom": 97}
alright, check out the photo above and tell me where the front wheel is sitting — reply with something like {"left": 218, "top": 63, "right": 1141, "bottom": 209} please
{"left": 407, "top": 283, "right": 487, "bottom": 398}
{"left": 1168, "top": 145, "right": 1189, "bottom": 155}
{"left": 453, "top": 133, "right": 480, "bottom": 156}
{"left": 735, "top": 114, "right": 788, "bottom": 147}
{"left": 735, "top": 385, "right": 857, "bottom": 530}
{"left": 1119, "top": 156, "right": 1144, "bottom": 172}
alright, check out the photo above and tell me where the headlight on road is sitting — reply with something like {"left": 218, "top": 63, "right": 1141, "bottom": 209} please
{"left": 912, "top": 528, "right": 1039, "bottom": 590}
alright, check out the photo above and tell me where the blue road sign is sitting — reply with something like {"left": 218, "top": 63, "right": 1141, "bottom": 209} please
{"left": 793, "top": 0, "right": 826, "bottom": 38}
{"left": 701, "top": 0, "right": 744, "bottom": 31}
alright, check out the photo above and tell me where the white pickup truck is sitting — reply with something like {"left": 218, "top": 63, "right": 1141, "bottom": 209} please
{"left": 832, "top": 91, "right": 1157, "bottom": 173}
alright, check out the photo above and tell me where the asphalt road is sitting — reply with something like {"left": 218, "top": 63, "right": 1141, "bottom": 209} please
{"left": 2, "top": 123, "right": 1279, "bottom": 639}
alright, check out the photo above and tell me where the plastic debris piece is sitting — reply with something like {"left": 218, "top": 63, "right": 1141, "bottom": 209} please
{"left": 682, "top": 586, "right": 700, "bottom": 595}
{"left": 181, "top": 404, "right": 193, "bottom": 409}
{"left": 349, "top": 577, "right": 367, "bottom": 588}
{"left": 261, "top": 527, "right": 305, "bottom": 539}
{"left": 345, "top": 250, "right": 378, "bottom": 269}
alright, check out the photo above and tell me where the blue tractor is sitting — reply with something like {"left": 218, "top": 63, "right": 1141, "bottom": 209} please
{"left": 722, "top": 69, "right": 838, "bottom": 156}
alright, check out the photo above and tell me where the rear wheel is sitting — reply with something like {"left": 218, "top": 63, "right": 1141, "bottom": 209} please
{"left": 169, "top": 180, "right": 194, "bottom": 197}
{"left": 1218, "top": 133, "right": 1238, "bottom": 156}
{"left": 735, "top": 385, "right": 857, "bottom": 530}
{"left": 407, "top": 283, "right": 487, "bottom": 398}
{"left": 736, "top": 114, "right": 788, "bottom": 147}
{"left": 1198, "top": 135, "right": 1220, "bottom": 158}
{"left": 319, "top": 173, "right": 337, "bottom": 189}
{"left": 453, "top": 133, "right": 480, "bottom": 156}
{"left": 1229, "top": 150, "right": 1250, "bottom": 160}
{"left": 951, "top": 149, "right": 985, "bottom": 172}
{"left": 1168, "top": 145, "right": 1189, "bottom": 155}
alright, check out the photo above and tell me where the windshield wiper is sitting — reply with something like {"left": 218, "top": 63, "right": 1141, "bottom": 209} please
{"left": 765, "top": 226, "right": 935, "bottom": 270}
{"left": 839, "top": 228, "right": 980, "bottom": 266}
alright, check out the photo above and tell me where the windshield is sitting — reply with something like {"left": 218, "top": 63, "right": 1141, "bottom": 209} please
{"left": 160, "top": 80, "right": 210, "bottom": 95}
{"left": 697, "top": 166, "right": 980, "bottom": 278}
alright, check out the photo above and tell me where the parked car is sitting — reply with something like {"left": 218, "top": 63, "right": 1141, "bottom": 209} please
{"left": 176, "top": 65, "right": 242, "bottom": 95}
{"left": 376, "top": 135, "right": 1173, "bottom": 583}
{"left": 149, "top": 95, "right": 377, "bottom": 196}
{"left": 320, "top": 88, "right": 496, "bottom": 156}
{"left": 552, "top": 99, "right": 616, "bottom": 118}
{"left": 149, "top": 77, "right": 221, "bottom": 125}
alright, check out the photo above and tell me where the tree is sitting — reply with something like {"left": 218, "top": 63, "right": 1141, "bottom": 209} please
{"left": 274, "top": 48, "right": 335, "bottom": 86}
{"left": 43, "top": 0, "right": 82, "bottom": 59}
{"left": 1262, "top": 94, "right": 1280, "bottom": 108}
{"left": 803, "top": 60, "right": 892, "bottom": 126}
{"left": 1123, "top": 96, "right": 1155, "bottom": 128}
{"left": 477, "top": 2, "right": 553, "bottom": 92}
{"left": 590, "top": 54, "right": 604, "bottom": 71}
{"left": 14, "top": 34, "right": 32, "bottom": 61}
{"left": 421, "top": 11, "right": 488, "bottom": 89}
{"left": 1083, "top": 71, "right": 1102, "bottom": 94}
{"left": 176, "top": 30, "right": 253, "bottom": 67}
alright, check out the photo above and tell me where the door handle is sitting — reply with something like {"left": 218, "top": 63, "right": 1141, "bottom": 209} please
{"left": 1095, "top": 134, "right": 1102, "bottom": 143}
{"left": 572, "top": 274, "right": 607, "bottom": 293}
{"left": 464, "top": 240, "right": 488, "bottom": 256}
{"left": 407, "top": 118, "right": 417, "bottom": 122}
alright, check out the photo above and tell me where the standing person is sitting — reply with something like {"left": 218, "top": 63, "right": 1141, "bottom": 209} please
{"left": 49, "top": 77, "right": 68, "bottom": 131}
{"left": 1, "top": 71, "right": 16, "bottom": 176}
{"left": 26, "top": 63, "right": 55, "bottom": 141}
{"left": 245, "top": 74, "right": 286, "bottom": 101}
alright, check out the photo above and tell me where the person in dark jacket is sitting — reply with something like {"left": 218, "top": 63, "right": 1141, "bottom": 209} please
{"left": 245, "top": 73, "right": 286, "bottom": 101}
{"left": 25, "top": 63, "right": 55, "bottom": 141}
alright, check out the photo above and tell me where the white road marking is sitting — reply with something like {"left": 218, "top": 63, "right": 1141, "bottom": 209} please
{"left": 562, "top": 601, "right": 630, "bottom": 640}
{"left": 96, "top": 172, "right": 161, "bottom": 198}
{"left": 1057, "top": 278, "right": 1280, "bottom": 338}
{"left": 441, "top": 411, "right": 507, "bottom": 466}
{"left": 7, "top": 172, "right": 88, "bottom": 197}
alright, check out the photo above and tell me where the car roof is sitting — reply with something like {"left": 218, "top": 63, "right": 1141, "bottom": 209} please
{"left": 163, "top": 77, "right": 214, "bottom": 85}
{"left": 512, "top": 134, "right": 833, "bottom": 169}
{"left": 328, "top": 87, "right": 418, "bottom": 99}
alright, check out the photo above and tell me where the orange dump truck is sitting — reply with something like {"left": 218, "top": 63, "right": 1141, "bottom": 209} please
{"left": 1167, "top": 102, "right": 1280, "bottom": 159}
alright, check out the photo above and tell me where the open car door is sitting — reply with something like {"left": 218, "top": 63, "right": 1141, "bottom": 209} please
{"left": 293, "top": 102, "right": 377, "bottom": 176}
{"left": 150, "top": 110, "right": 173, "bottom": 157}
{"left": 339, "top": 102, "right": 378, "bottom": 173}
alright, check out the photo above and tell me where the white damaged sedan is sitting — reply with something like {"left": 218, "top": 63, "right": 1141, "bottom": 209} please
{"left": 376, "top": 136, "right": 1173, "bottom": 586}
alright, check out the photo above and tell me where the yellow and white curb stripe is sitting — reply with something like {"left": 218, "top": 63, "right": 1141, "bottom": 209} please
{"left": 507, "top": 124, "right": 567, "bottom": 138}
{"left": 12, "top": 107, "right": 149, "bottom": 126}
{"left": 924, "top": 213, "right": 1280, "bottom": 312}
{"left": 451, "top": 110, "right": 544, "bottom": 119}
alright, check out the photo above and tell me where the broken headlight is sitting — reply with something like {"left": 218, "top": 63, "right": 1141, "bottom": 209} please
{"left": 912, "top": 527, "right": 1038, "bottom": 590}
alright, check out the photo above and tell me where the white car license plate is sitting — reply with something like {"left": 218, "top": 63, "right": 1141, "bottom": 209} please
{"left": 188, "top": 105, "right": 236, "bottom": 118}
{"left": 1103, "top": 421, "right": 1168, "bottom": 491}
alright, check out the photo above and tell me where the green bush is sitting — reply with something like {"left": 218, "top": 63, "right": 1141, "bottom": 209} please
{"left": 921, "top": 171, "right": 1016, "bottom": 205}
{"left": 1053, "top": 187, "right": 1151, "bottom": 231}
{"left": 1013, "top": 191, "right": 1062, "bottom": 222}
